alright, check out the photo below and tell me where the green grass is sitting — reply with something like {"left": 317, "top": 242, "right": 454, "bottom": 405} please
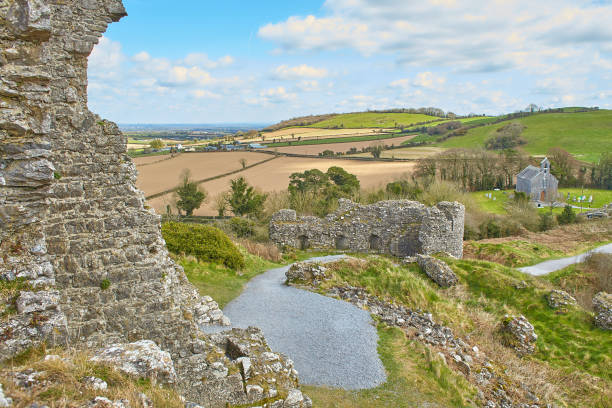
{"left": 310, "top": 113, "right": 439, "bottom": 129}
{"left": 436, "top": 110, "right": 612, "bottom": 163}
{"left": 265, "top": 132, "right": 408, "bottom": 148}
{"left": 446, "top": 257, "right": 612, "bottom": 382}
{"left": 469, "top": 190, "right": 511, "bottom": 214}
{"left": 304, "top": 326, "right": 477, "bottom": 408}
{"left": 558, "top": 188, "right": 612, "bottom": 209}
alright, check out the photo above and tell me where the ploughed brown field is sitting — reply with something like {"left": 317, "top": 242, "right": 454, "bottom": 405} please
{"left": 142, "top": 155, "right": 416, "bottom": 216}
{"left": 135, "top": 152, "right": 271, "bottom": 197}
{"left": 273, "top": 135, "right": 416, "bottom": 155}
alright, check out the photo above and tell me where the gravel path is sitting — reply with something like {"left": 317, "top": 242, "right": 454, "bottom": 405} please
{"left": 202, "top": 255, "right": 386, "bottom": 390}
{"left": 519, "top": 243, "right": 612, "bottom": 275}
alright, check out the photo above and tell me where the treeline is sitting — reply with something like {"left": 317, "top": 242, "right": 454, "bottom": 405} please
{"left": 415, "top": 148, "right": 531, "bottom": 191}
{"left": 548, "top": 148, "right": 612, "bottom": 189}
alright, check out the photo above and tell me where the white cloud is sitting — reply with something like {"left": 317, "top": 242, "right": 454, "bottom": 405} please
{"left": 183, "top": 53, "right": 235, "bottom": 69}
{"left": 89, "top": 37, "right": 123, "bottom": 79}
{"left": 258, "top": 0, "right": 612, "bottom": 75}
{"left": 273, "top": 64, "right": 329, "bottom": 80}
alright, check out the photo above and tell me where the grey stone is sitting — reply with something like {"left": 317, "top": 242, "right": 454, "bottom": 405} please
{"left": 416, "top": 255, "right": 458, "bottom": 288}
{"left": 0, "top": 383, "right": 13, "bottom": 407}
{"left": 593, "top": 292, "right": 611, "bottom": 330}
{"left": 546, "top": 290, "right": 576, "bottom": 310}
{"left": 82, "top": 376, "right": 108, "bottom": 391}
{"left": 285, "top": 262, "right": 327, "bottom": 285}
{"left": 270, "top": 199, "right": 464, "bottom": 258}
{"left": 91, "top": 340, "right": 177, "bottom": 385}
{"left": 501, "top": 315, "right": 537, "bottom": 355}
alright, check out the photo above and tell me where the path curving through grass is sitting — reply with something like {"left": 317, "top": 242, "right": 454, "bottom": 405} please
{"left": 519, "top": 242, "right": 612, "bottom": 275}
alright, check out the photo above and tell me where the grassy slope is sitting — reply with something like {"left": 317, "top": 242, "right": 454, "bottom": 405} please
{"left": 307, "top": 256, "right": 611, "bottom": 407}
{"left": 436, "top": 110, "right": 612, "bottom": 163}
{"left": 310, "top": 113, "right": 439, "bottom": 128}
{"left": 265, "top": 132, "right": 407, "bottom": 148}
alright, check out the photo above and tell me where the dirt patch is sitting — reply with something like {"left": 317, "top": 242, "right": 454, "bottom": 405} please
{"left": 350, "top": 146, "right": 446, "bottom": 159}
{"left": 274, "top": 135, "right": 416, "bottom": 155}
{"left": 146, "top": 156, "right": 415, "bottom": 216}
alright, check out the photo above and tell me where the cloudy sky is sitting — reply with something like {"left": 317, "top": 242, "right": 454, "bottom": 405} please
{"left": 88, "top": 0, "right": 612, "bottom": 124}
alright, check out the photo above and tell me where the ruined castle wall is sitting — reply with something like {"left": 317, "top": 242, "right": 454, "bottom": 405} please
{"left": 270, "top": 199, "right": 465, "bottom": 258}
{"left": 0, "top": 2, "right": 308, "bottom": 406}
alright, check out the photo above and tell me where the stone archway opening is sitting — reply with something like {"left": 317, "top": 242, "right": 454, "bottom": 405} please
{"left": 335, "top": 235, "right": 349, "bottom": 250}
{"left": 298, "top": 235, "right": 309, "bottom": 250}
{"left": 369, "top": 234, "right": 382, "bottom": 251}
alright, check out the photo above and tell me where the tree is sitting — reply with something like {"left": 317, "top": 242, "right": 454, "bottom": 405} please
{"left": 548, "top": 147, "right": 577, "bottom": 187}
{"left": 557, "top": 205, "right": 576, "bottom": 225}
{"left": 228, "top": 177, "right": 267, "bottom": 217}
{"left": 175, "top": 170, "right": 207, "bottom": 216}
{"left": 239, "top": 158, "right": 247, "bottom": 169}
{"left": 149, "top": 139, "right": 164, "bottom": 149}
{"left": 214, "top": 192, "right": 229, "bottom": 217}
{"left": 326, "top": 166, "right": 360, "bottom": 195}
{"left": 370, "top": 143, "right": 384, "bottom": 159}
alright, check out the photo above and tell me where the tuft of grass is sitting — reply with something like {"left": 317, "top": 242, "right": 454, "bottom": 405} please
{"left": 303, "top": 325, "right": 477, "bottom": 408}
{"left": 100, "top": 279, "right": 111, "bottom": 290}
{"left": 0, "top": 346, "right": 183, "bottom": 407}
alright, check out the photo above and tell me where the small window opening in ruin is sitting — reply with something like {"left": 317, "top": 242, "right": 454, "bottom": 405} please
{"left": 335, "top": 235, "right": 349, "bottom": 250}
{"left": 298, "top": 235, "right": 309, "bottom": 250}
{"left": 369, "top": 234, "right": 382, "bottom": 251}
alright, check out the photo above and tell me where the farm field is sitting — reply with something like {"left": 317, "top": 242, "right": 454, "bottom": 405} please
{"left": 309, "top": 112, "right": 440, "bottom": 128}
{"left": 145, "top": 156, "right": 416, "bottom": 216}
{"left": 349, "top": 146, "right": 445, "bottom": 159}
{"left": 273, "top": 135, "right": 417, "bottom": 155}
{"left": 257, "top": 127, "right": 393, "bottom": 141}
{"left": 436, "top": 110, "right": 612, "bottom": 163}
{"left": 135, "top": 152, "right": 270, "bottom": 197}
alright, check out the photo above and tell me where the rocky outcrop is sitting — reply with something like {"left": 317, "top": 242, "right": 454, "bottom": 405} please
{"left": 501, "top": 315, "right": 537, "bottom": 356}
{"left": 285, "top": 262, "right": 327, "bottom": 286}
{"left": 91, "top": 340, "right": 178, "bottom": 385}
{"left": 593, "top": 292, "right": 611, "bottom": 330}
{"left": 0, "top": 1, "right": 308, "bottom": 406}
{"left": 546, "top": 290, "right": 576, "bottom": 311}
{"left": 270, "top": 199, "right": 465, "bottom": 258}
{"left": 416, "top": 255, "right": 458, "bottom": 288}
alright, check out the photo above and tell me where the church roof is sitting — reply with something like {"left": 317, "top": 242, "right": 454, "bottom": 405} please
{"left": 517, "top": 165, "right": 541, "bottom": 180}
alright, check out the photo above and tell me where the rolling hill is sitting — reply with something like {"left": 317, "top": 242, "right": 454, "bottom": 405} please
{"left": 436, "top": 109, "right": 612, "bottom": 163}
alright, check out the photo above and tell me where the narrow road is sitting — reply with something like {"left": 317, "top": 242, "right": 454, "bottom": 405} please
{"left": 518, "top": 243, "right": 612, "bottom": 276}
{"left": 202, "top": 255, "right": 386, "bottom": 390}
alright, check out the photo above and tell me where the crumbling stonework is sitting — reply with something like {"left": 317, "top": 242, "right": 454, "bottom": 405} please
{"left": 501, "top": 315, "right": 537, "bottom": 356}
{"left": 270, "top": 199, "right": 465, "bottom": 258}
{"left": 0, "top": 1, "right": 307, "bottom": 406}
{"left": 593, "top": 292, "right": 611, "bottom": 330}
{"left": 416, "top": 255, "right": 458, "bottom": 288}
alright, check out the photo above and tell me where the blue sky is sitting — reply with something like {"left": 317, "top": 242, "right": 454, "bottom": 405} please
{"left": 88, "top": 0, "right": 612, "bottom": 124}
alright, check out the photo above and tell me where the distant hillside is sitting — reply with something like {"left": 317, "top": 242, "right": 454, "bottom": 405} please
{"left": 263, "top": 114, "right": 339, "bottom": 131}
{"left": 308, "top": 112, "right": 441, "bottom": 129}
{"left": 436, "top": 109, "right": 612, "bottom": 163}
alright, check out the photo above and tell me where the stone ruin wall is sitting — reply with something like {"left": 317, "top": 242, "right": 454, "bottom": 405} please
{"left": 0, "top": 1, "right": 309, "bottom": 406}
{"left": 270, "top": 199, "right": 465, "bottom": 259}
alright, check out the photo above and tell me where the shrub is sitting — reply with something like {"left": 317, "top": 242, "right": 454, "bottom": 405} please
{"left": 162, "top": 222, "right": 245, "bottom": 269}
{"left": 557, "top": 205, "right": 577, "bottom": 225}
{"left": 229, "top": 217, "right": 256, "bottom": 238}
{"left": 100, "top": 279, "right": 111, "bottom": 290}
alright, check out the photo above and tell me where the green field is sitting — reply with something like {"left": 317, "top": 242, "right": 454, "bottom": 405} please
{"left": 310, "top": 112, "right": 439, "bottom": 128}
{"left": 436, "top": 110, "right": 612, "bottom": 163}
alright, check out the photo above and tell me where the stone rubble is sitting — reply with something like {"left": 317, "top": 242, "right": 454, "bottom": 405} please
{"left": 501, "top": 315, "right": 538, "bottom": 356}
{"left": 84, "top": 397, "right": 128, "bottom": 408}
{"left": 592, "top": 292, "right": 611, "bottom": 330}
{"left": 193, "top": 296, "right": 230, "bottom": 326}
{"left": 546, "top": 290, "right": 576, "bottom": 311}
{"left": 81, "top": 376, "right": 108, "bottom": 391}
{"left": 416, "top": 255, "right": 458, "bottom": 288}
{"left": 270, "top": 199, "right": 465, "bottom": 258}
{"left": 285, "top": 262, "right": 328, "bottom": 286}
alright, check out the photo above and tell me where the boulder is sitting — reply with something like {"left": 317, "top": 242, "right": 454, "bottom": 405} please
{"left": 285, "top": 262, "right": 327, "bottom": 286}
{"left": 593, "top": 292, "right": 611, "bottom": 330}
{"left": 416, "top": 255, "right": 458, "bottom": 288}
{"left": 91, "top": 340, "right": 177, "bottom": 385}
{"left": 546, "top": 290, "right": 576, "bottom": 310}
{"left": 501, "top": 315, "right": 537, "bottom": 356}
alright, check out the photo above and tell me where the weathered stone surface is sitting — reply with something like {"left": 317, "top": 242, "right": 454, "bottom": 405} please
{"left": 0, "top": 382, "right": 12, "bottom": 407}
{"left": 0, "top": 1, "right": 309, "bottom": 406}
{"left": 270, "top": 199, "right": 465, "bottom": 258}
{"left": 285, "top": 262, "right": 327, "bottom": 286}
{"left": 83, "top": 397, "right": 128, "bottom": 408}
{"left": 546, "top": 290, "right": 576, "bottom": 310}
{"left": 82, "top": 376, "right": 108, "bottom": 391}
{"left": 416, "top": 255, "right": 458, "bottom": 288}
{"left": 501, "top": 315, "right": 537, "bottom": 356}
{"left": 593, "top": 292, "right": 611, "bottom": 330}
{"left": 91, "top": 340, "right": 177, "bottom": 385}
